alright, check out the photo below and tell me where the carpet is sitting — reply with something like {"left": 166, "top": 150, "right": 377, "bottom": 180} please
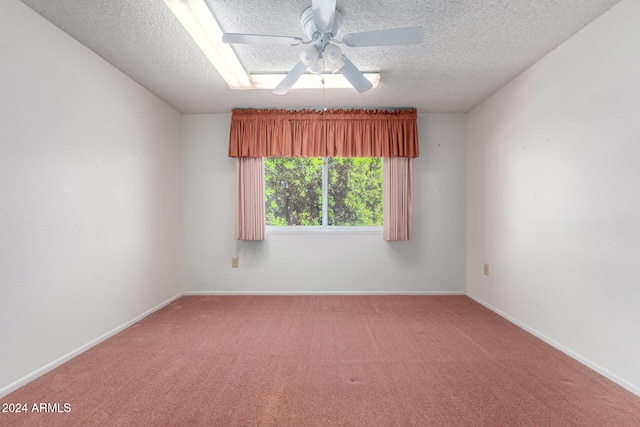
{"left": 1, "top": 295, "right": 639, "bottom": 426}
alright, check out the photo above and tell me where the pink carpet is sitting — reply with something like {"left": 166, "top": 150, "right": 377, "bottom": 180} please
{"left": 2, "top": 296, "right": 639, "bottom": 426}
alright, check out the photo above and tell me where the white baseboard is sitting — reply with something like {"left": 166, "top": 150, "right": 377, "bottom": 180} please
{"left": 0, "top": 293, "right": 183, "bottom": 399}
{"left": 467, "top": 293, "right": 640, "bottom": 398}
{"left": 183, "top": 291, "right": 466, "bottom": 296}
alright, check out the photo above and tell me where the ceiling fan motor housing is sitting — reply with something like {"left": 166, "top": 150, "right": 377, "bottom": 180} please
{"left": 301, "top": 6, "right": 343, "bottom": 51}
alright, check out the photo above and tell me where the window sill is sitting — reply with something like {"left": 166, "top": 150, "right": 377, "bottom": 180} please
{"left": 266, "top": 226, "right": 383, "bottom": 235}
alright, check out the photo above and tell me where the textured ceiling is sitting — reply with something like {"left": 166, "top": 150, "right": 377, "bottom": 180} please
{"left": 19, "top": 0, "right": 621, "bottom": 114}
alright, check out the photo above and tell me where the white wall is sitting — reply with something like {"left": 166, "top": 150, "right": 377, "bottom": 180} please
{"left": 0, "top": 0, "right": 182, "bottom": 396}
{"left": 466, "top": 0, "right": 640, "bottom": 395}
{"left": 182, "top": 113, "right": 466, "bottom": 294}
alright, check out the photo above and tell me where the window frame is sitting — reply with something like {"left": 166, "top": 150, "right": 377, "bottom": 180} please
{"left": 264, "top": 156, "right": 383, "bottom": 235}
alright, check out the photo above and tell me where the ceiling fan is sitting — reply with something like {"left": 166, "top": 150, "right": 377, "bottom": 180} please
{"left": 221, "top": 0, "right": 423, "bottom": 95}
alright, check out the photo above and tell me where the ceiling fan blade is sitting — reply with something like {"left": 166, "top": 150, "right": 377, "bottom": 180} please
{"left": 222, "top": 33, "right": 303, "bottom": 46}
{"left": 343, "top": 27, "right": 424, "bottom": 48}
{"left": 273, "top": 61, "right": 308, "bottom": 95}
{"left": 339, "top": 55, "right": 373, "bottom": 93}
{"left": 312, "top": 0, "right": 336, "bottom": 33}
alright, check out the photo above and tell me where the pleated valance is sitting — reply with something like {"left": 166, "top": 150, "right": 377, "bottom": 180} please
{"left": 228, "top": 108, "right": 419, "bottom": 158}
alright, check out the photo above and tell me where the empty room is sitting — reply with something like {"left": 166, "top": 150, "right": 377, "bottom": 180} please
{"left": 1, "top": 0, "right": 639, "bottom": 425}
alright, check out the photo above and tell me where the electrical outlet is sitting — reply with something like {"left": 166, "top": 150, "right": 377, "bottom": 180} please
{"left": 231, "top": 257, "right": 239, "bottom": 268}
{"left": 483, "top": 263, "right": 489, "bottom": 276}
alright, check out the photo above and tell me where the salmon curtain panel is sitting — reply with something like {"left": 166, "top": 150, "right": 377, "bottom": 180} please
{"left": 383, "top": 157, "right": 413, "bottom": 241}
{"left": 229, "top": 108, "right": 418, "bottom": 241}
{"left": 235, "top": 157, "right": 265, "bottom": 241}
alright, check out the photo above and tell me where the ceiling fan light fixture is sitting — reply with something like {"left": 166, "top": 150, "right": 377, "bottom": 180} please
{"left": 300, "top": 48, "right": 315, "bottom": 66}
{"left": 300, "top": 47, "right": 323, "bottom": 74}
{"left": 309, "top": 58, "right": 323, "bottom": 75}
{"left": 323, "top": 43, "right": 344, "bottom": 72}
{"left": 164, "top": 0, "right": 252, "bottom": 90}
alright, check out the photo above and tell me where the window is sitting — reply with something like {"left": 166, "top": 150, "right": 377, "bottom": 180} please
{"left": 264, "top": 157, "right": 383, "bottom": 232}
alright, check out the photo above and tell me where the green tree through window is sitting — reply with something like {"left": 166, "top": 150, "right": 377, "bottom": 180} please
{"left": 264, "top": 157, "right": 383, "bottom": 227}
{"left": 264, "top": 157, "right": 323, "bottom": 226}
